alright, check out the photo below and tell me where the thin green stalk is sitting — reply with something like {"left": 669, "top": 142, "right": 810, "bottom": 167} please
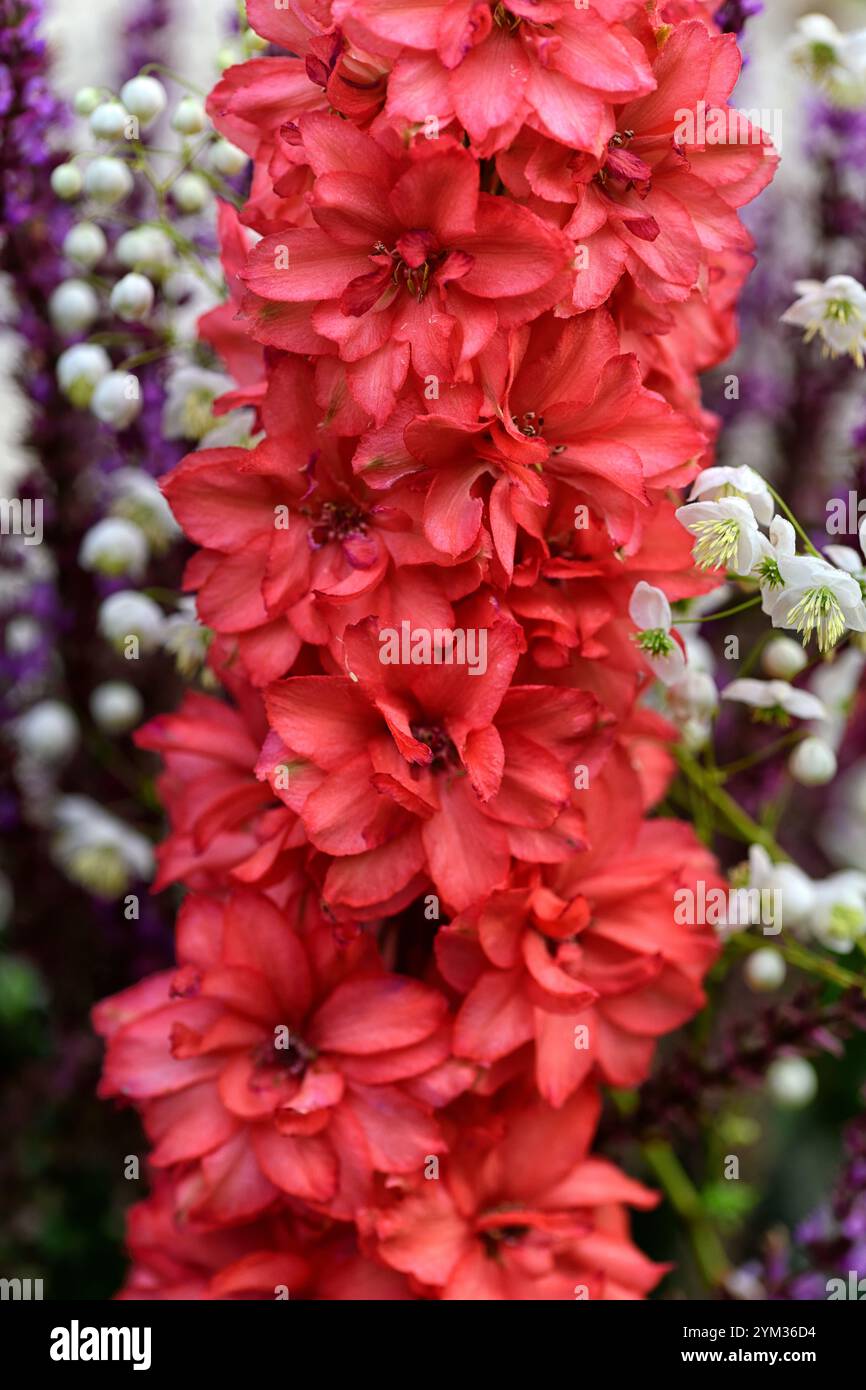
{"left": 676, "top": 595, "right": 762, "bottom": 624}
{"left": 642, "top": 1141, "right": 730, "bottom": 1289}
{"left": 718, "top": 731, "right": 805, "bottom": 780}
{"left": 730, "top": 932, "right": 866, "bottom": 992}
{"left": 766, "top": 483, "right": 823, "bottom": 559}
{"left": 675, "top": 748, "right": 787, "bottom": 858}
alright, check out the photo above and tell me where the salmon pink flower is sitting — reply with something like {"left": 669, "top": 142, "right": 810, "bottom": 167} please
{"left": 118, "top": 1177, "right": 313, "bottom": 1300}
{"left": 353, "top": 308, "right": 704, "bottom": 577}
{"left": 94, "top": 891, "right": 451, "bottom": 1225}
{"left": 263, "top": 612, "right": 596, "bottom": 913}
{"left": 498, "top": 20, "right": 777, "bottom": 310}
{"left": 239, "top": 113, "right": 572, "bottom": 423}
{"left": 437, "top": 749, "right": 720, "bottom": 1103}
{"left": 134, "top": 688, "right": 305, "bottom": 895}
{"left": 119, "top": 1175, "right": 415, "bottom": 1300}
{"left": 92, "top": 0, "right": 775, "bottom": 1302}
{"left": 162, "top": 358, "right": 483, "bottom": 680}
{"left": 349, "top": 0, "right": 656, "bottom": 156}
{"left": 360, "top": 1084, "right": 664, "bottom": 1299}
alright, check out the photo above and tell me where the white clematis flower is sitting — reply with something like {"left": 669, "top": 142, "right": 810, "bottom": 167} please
{"left": 811, "top": 872, "right": 866, "bottom": 954}
{"left": 748, "top": 844, "right": 816, "bottom": 932}
{"left": 721, "top": 678, "right": 827, "bottom": 722}
{"left": 629, "top": 582, "right": 686, "bottom": 685}
{"left": 752, "top": 516, "right": 796, "bottom": 614}
{"left": 162, "top": 365, "right": 254, "bottom": 447}
{"left": 766, "top": 553, "right": 866, "bottom": 653}
{"left": 810, "top": 647, "right": 866, "bottom": 750}
{"left": 687, "top": 465, "right": 774, "bottom": 526}
{"left": 53, "top": 795, "right": 154, "bottom": 898}
{"left": 675, "top": 497, "right": 766, "bottom": 575}
{"left": 781, "top": 274, "right": 866, "bottom": 368}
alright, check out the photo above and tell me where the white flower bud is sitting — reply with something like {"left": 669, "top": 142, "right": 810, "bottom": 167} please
{"left": 56, "top": 343, "right": 111, "bottom": 407}
{"left": 171, "top": 96, "right": 207, "bottom": 135}
{"left": 789, "top": 736, "right": 838, "bottom": 787}
{"left": 744, "top": 947, "right": 787, "bottom": 993}
{"left": 63, "top": 222, "right": 108, "bottom": 269}
{"left": 15, "top": 700, "right": 79, "bottom": 761}
{"left": 74, "top": 86, "right": 102, "bottom": 116}
{"left": 766, "top": 1056, "right": 817, "bottom": 1109}
{"left": 90, "top": 372, "right": 142, "bottom": 430}
{"left": 79, "top": 518, "right": 149, "bottom": 578}
{"left": 90, "top": 681, "right": 144, "bottom": 733}
{"left": 681, "top": 717, "right": 712, "bottom": 752}
{"left": 109, "top": 272, "right": 155, "bottom": 323}
{"left": 98, "top": 591, "right": 165, "bottom": 652}
{"left": 5, "top": 617, "right": 41, "bottom": 654}
{"left": 84, "top": 157, "right": 134, "bottom": 205}
{"left": 51, "top": 163, "right": 83, "bottom": 200}
{"left": 49, "top": 278, "right": 100, "bottom": 336}
{"left": 761, "top": 635, "right": 809, "bottom": 680}
{"left": 109, "top": 467, "right": 180, "bottom": 548}
{"left": 211, "top": 139, "right": 248, "bottom": 176}
{"left": 115, "top": 226, "right": 174, "bottom": 275}
{"left": 119, "top": 76, "right": 167, "bottom": 127}
{"left": 90, "top": 101, "right": 128, "bottom": 142}
{"left": 171, "top": 172, "right": 209, "bottom": 214}
{"left": 53, "top": 796, "right": 154, "bottom": 896}
{"left": 669, "top": 669, "right": 719, "bottom": 722}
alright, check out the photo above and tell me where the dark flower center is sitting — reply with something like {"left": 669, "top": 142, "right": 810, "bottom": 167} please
{"left": 511, "top": 409, "right": 545, "bottom": 438}
{"left": 253, "top": 1032, "right": 317, "bottom": 1080}
{"left": 410, "top": 721, "right": 460, "bottom": 770}
{"left": 308, "top": 499, "right": 368, "bottom": 548}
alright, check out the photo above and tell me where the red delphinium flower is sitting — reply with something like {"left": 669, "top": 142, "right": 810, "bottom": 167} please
{"left": 119, "top": 1177, "right": 414, "bottom": 1300}
{"left": 437, "top": 747, "right": 720, "bottom": 1104}
{"left": 262, "top": 611, "right": 597, "bottom": 913}
{"left": 502, "top": 494, "right": 716, "bottom": 670}
{"left": 614, "top": 245, "right": 755, "bottom": 427}
{"left": 498, "top": 19, "right": 776, "bottom": 311}
{"left": 239, "top": 113, "right": 573, "bottom": 423}
{"left": 359, "top": 1082, "right": 664, "bottom": 1299}
{"left": 163, "top": 358, "right": 483, "bottom": 684}
{"left": 94, "top": 890, "right": 453, "bottom": 1224}
{"left": 134, "top": 688, "right": 306, "bottom": 894}
{"left": 345, "top": 0, "right": 656, "bottom": 156}
{"left": 352, "top": 308, "right": 704, "bottom": 576}
{"left": 117, "top": 1177, "right": 312, "bottom": 1301}
{"left": 197, "top": 203, "right": 266, "bottom": 404}
{"left": 92, "top": 0, "right": 775, "bottom": 1303}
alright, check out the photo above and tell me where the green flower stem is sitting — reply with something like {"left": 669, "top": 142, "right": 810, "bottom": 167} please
{"left": 675, "top": 748, "right": 787, "bottom": 858}
{"left": 718, "top": 731, "right": 806, "bottom": 779}
{"left": 766, "top": 483, "right": 823, "bottom": 560}
{"left": 730, "top": 932, "right": 866, "bottom": 992}
{"left": 642, "top": 1140, "right": 730, "bottom": 1289}
{"left": 139, "top": 61, "right": 207, "bottom": 97}
{"left": 735, "top": 630, "right": 772, "bottom": 680}
{"left": 116, "top": 344, "right": 176, "bottom": 372}
{"left": 676, "top": 595, "right": 762, "bottom": 624}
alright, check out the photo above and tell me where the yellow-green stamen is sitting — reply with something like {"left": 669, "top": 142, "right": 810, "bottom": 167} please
{"left": 786, "top": 586, "right": 846, "bottom": 653}
{"left": 690, "top": 518, "right": 741, "bottom": 571}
